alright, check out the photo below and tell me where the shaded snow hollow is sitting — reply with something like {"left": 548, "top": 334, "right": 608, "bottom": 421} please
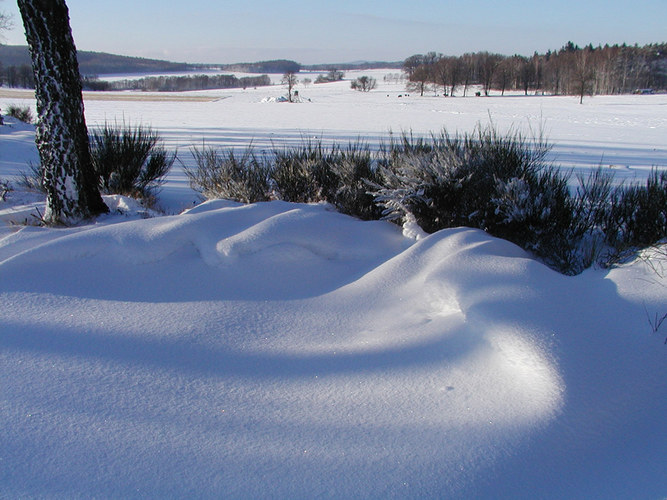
{"left": 1, "top": 200, "right": 665, "bottom": 498}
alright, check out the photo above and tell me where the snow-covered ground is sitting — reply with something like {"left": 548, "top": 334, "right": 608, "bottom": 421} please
{"left": 3, "top": 69, "right": 666, "bottom": 211}
{"left": 1, "top": 72, "right": 666, "bottom": 498}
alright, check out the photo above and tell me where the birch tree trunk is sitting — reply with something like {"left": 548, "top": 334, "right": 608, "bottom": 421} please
{"left": 17, "top": 0, "right": 107, "bottom": 223}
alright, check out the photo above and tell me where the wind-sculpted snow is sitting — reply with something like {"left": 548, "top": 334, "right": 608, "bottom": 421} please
{"left": 3, "top": 201, "right": 664, "bottom": 497}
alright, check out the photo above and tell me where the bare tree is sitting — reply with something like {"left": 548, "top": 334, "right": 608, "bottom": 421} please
{"left": 408, "top": 65, "right": 431, "bottom": 96}
{"left": 478, "top": 52, "right": 502, "bottom": 96}
{"left": 281, "top": 71, "right": 298, "bottom": 102}
{"left": 0, "top": 1, "right": 12, "bottom": 36}
{"left": 446, "top": 56, "right": 462, "bottom": 96}
{"left": 432, "top": 56, "right": 449, "bottom": 95}
{"left": 18, "top": 0, "right": 107, "bottom": 223}
{"left": 573, "top": 49, "right": 596, "bottom": 104}
{"left": 0, "top": 14, "right": 10, "bottom": 35}
{"left": 403, "top": 54, "right": 424, "bottom": 79}
{"left": 460, "top": 53, "right": 474, "bottom": 97}
{"left": 494, "top": 57, "right": 514, "bottom": 96}
{"left": 350, "top": 76, "right": 377, "bottom": 92}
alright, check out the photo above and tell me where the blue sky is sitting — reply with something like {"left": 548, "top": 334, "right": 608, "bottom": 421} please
{"left": 2, "top": 0, "right": 666, "bottom": 64}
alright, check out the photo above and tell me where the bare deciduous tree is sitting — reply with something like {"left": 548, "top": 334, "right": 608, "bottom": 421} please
{"left": 574, "top": 49, "right": 596, "bottom": 104}
{"left": 282, "top": 71, "right": 298, "bottom": 102}
{"left": 0, "top": 1, "right": 12, "bottom": 35}
{"left": 350, "top": 76, "right": 377, "bottom": 92}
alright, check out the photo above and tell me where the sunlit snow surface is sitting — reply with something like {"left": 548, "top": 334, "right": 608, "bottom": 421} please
{"left": 1, "top": 74, "right": 666, "bottom": 497}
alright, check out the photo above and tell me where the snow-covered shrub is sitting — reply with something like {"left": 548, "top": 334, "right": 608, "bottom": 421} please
{"left": 372, "top": 126, "right": 613, "bottom": 274}
{"left": 374, "top": 126, "right": 552, "bottom": 233}
{"left": 373, "top": 138, "right": 472, "bottom": 232}
{"left": 6, "top": 105, "right": 34, "bottom": 124}
{"left": 270, "top": 141, "right": 336, "bottom": 203}
{"left": 181, "top": 126, "right": 665, "bottom": 276}
{"left": 90, "top": 123, "right": 175, "bottom": 199}
{"left": 327, "top": 142, "right": 383, "bottom": 220}
{"left": 491, "top": 169, "right": 582, "bottom": 273}
{"left": 185, "top": 145, "right": 271, "bottom": 203}
{"left": 606, "top": 169, "right": 667, "bottom": 255}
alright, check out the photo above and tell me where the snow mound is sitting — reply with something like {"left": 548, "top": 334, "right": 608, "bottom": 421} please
{"left": 1, "top": 200, "right": 665, "bottom": 498}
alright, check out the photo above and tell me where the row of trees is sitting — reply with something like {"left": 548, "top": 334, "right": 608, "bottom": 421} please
{"left": 82, "top": 73, "right": 272, "bottom": 92}
{"left": 0, "top": 62, "right": 35, "bottom": 88}
{"left": 404, "top": 42, "right": 667, "bottom": 102}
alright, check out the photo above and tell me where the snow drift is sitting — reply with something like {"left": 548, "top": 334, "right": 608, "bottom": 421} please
{"left": 1, "top": 200, "right": 665, "bottom": 498}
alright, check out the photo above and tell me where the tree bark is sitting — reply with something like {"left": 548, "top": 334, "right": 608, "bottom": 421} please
{"left": 18, "top": 0, "right": 107, "bottom": 223}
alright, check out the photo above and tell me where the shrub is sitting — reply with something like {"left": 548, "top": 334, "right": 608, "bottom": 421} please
{"left": 0, "top": 179, "right": 12, "bottom": 201}
{"left": 605, "top": 169, "right": 667, "bottom": 253}
{"left": 271, "top": 141, "right": 335, "bottom": 202}
{"left": 491, "top": 168, "right": 581, "bottom": 273}
{"left": 17, "top": 162, "right": 45, "bottom": 192}
{"left": 183, "top": 126, "right": 665, "bottom": 276}
{"left": 6, "top": 105, "right": 34, "bottom": 124}
{"left": 327, "top": 141, "right": 383, "bottom": 220}
{"left": 372, "top": 127, "right": 603, "bottom": 274}
{"left": 185, "top": 140, "right": 383, "bottom": 220}
{"left": 373, "top": 126, "right": 552, "bottom": 232}
{"left": 314, "top": 70, "right": 344, "bottom": 84}
{"left": 185, "top": 145, "right": 271, "bottom": 203}
{"left": 89, "top": 123, "right": 175, "bottom": 199}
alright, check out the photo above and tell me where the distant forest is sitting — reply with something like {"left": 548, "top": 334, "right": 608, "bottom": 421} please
{"left": 0, "top": 45, "right": 295, "bottom": 91}
{"left": 219, "top": 60, "right": 301, "bottom": 74}
{"left": 0, "top": 44, "right": 194, "bottom": 77}
{"left": 82, "top": 74, "right": 272, "bottom": 92}
{"left": 403, "top": 42, "right": 667, "bottom": 99}
{"left": 1, "top": 42, "right": 665, "bottom": 96}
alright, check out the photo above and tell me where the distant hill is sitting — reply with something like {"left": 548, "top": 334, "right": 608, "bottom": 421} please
{"left": 0, "top": 45, "right": 195, "bottom": 75}
{"left": 1, "top": 45, "right": 399, "bottom": 78}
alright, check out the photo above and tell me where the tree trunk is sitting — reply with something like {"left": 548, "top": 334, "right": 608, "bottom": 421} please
{"left": 18, "top": 0, "right": 107, "bottom": 223}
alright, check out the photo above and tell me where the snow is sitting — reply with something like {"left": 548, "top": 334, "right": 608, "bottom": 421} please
{"left": 1, "top": 73, "right": 666, "bottom": 498}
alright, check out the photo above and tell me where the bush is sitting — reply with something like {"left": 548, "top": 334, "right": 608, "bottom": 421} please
{"left": 185, "top": 140, "right": 383, "bottom": 220}
{"left": 0, "top": 179, "right": 11, "bottom": 201}
{"left": 263, "top": 140, "right": 383, "bottom": 219}
{"left": 373, "top": 126, "right": 552, "bottom": 232}
{"left": 373, "top": 127, "right": 601, "bottom": 274}
{"left": 183, "top": 126, "right": 665, "bottom": 275}
{"left": 605, "top": 169, "right": 667, "bottom": 253}
{"left": 16, "top": 161, "right": 45, "bottom": 192}
{"left": 327, "top": 142, "right": 383, "bottom": 220}
{"left": 185, "top": 145, "right": 271, "bottom": 203}
{"left": 271, "top": 141, "right": 336, "bottom": 203}
{"left": 89, "top": 123, "right": 175, "bottom": 199}
{"left": 6, "top": 105, "right": 34, "bottom": 124}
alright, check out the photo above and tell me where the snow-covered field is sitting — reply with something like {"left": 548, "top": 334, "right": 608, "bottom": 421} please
{"left": 1, "top": 71, "right": 666, "bottom": 498}
{"left": 3, "top": 69, "right": 666, "bottom": 211}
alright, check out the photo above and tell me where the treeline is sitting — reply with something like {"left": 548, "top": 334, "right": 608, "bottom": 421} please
{"left": 0, "top": 63, "right": 35, "bottom": 88}
{"left": 219, "top": 60, "right": 301, "bottom": 74}
{"left": 304, "top": 61, "right": 403, "bottom": 71}
{"left": 82, "top": 73, "right": 272, "bottom": 92}
{"left": 404, "top": 42, "right": 667, "bottom": 99}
